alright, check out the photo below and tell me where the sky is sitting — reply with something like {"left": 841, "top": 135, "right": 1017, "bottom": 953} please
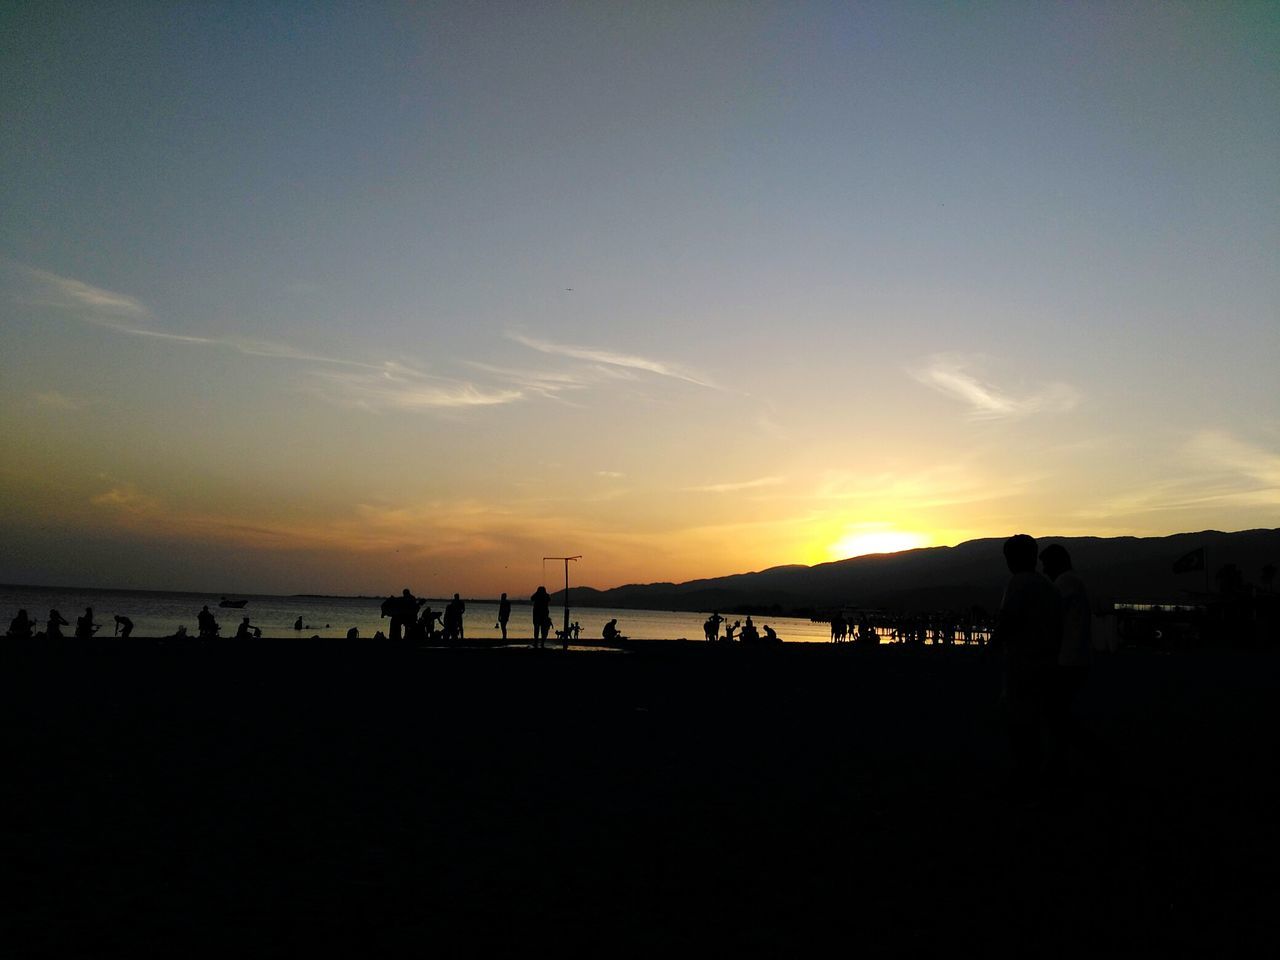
{"left": 2, "top": 1, "right": 1277, "bottom": 596}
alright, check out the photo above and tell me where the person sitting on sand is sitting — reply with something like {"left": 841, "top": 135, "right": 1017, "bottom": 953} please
{"left": 7, "top": 609, "right": 33, "bottom": 638}
{"left": 740, "top": 616, "right": 758, "bottom": 644}
{"left": 294, "top": 616, "right": 304, "bottom": 631}
{"left": 763, "top": 624, "right": 780, "bottom": 644}
{"left": 197, "top": 605, "right": 219, "bottom": 638}
{"left": 602, "top": 619, "right": 624, "bottom": 642}
{"left": 46, "top": 609, "right": 70, "bottom": 639}
{"left": 723, "top": 620, "right": 739, "bottom": 642}
{"left": 75, "top": 607, "right": 100, "bottom": 639}
{"left": 113, "top": 615, "right": 134, "bottom": 638}
{"left": 346, "top": 626, "right": 359, "bottom": 639}
{"left": 235, "top": 616, "right": 257, "bottom": 639}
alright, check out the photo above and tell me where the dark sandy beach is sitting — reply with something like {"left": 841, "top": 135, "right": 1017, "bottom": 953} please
{"left": 3, "top": 640, "right": 1276, "bottom": 956}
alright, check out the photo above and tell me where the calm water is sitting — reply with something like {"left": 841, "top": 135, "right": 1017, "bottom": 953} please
{"left": 0, "top": 584, "right": 838, "bottom": 644}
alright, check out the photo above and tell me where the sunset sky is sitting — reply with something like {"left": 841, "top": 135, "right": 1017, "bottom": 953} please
{"left": 2, "top": 2, "right": 1277, "bottom": 595}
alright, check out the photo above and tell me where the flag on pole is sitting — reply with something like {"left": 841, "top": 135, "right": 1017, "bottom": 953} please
{"left": 1172, "top": 547, "right": 1206, "bottom": 574}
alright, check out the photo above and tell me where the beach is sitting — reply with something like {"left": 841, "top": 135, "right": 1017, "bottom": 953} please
{"left": 3, "top": 639, "right": 1276, "bottom": 955}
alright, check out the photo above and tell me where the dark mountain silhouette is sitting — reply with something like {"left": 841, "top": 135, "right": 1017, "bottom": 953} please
{"left": 552, "top": 529, "right": 1280, "bottom": 613}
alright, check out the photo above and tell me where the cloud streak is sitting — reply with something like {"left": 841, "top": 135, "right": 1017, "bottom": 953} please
{"left": 19, "top": 266, "right": 150, "bottom": 317}
{"left": 687, "top": 476, "right": 785, "bottom": 494}
{"left": 911, "top": 354, "right": 1079, "bottom": 420}
{"left": 16, "top": 265, "right": 526, "bottom": 410}
{"left": 509, "top": 332, "right": 716, "bottom": 389}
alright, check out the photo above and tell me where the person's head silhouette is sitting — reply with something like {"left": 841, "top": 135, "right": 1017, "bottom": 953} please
{"left": 1003, "top": 534, "right": 1038, "bottom": 573}
{"left": 1039, "top": 543, "right": 1072, "bottom": 581}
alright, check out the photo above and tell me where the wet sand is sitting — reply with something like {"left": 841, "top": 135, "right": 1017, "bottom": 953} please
{"left": 3, "top": 641, "right": 1276, "bottom": 955}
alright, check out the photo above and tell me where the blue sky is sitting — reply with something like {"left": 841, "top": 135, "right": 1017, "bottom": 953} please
{"left": 2, "top": 1, "right": 1277, "bottom": 594}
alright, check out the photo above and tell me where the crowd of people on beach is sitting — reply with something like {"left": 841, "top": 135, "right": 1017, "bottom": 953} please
{"left": 5, "top": 606, "right": 136, "bottom": 640}
{"left": 825, "top": 610, "right": 995, "bottom": 646}
{"left": 701, "top": 612, "right": 781, "bottom": 644}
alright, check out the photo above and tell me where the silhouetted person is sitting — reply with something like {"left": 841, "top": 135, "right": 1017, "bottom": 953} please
{"left": 1041, "top": 543, "right": 1092, "bottom": 775}
{"left": 741, "top": 616, "right": 759, "bottom": 644}
{"left": 602, "top": 618, "right": 623, "bottom": 642}
{"left": 113, "top": 615, "right": 133, "bottom": 638}
{"left": 75, "top": 607, "right": 99, "bottom": 639}
{"left": 497, "top": 592, "right": 511, "bottom": 640}
{"left": 43, "top": 609, "right": 67, "bottom": 640}
{"left": 197, "top": 605, "right": 219, "bottom": 639}
{"left": 858, "top": 616, "right": 876, "bottom": 645}
{"left": 383, "top": 588, "right": 420, "bottom": 642}
{"left": 293, "top": 616, "right": 304, "bottom": 631}
{"left": 763, "top": 624, "right": 779, "bottom": 644}
{"left": 706, "top": 612, "right": 724, "bottom": 641}
{"left": 724, "top": 619, "right": 739, "bottom": 642}
{"left": 419, "top": 605, "right": 441, "bottom": 641}
{"left": 993, "top": 534, "right": 1063, "bottom": 804}
{"left": 235, "top": 616, "right": 257, "bottom": 639}
{"left": 346, "top": 626, "right": 359, "bottom": 639}
{"left": 445, "top": 593, "right": 465, "bottom": 641}
{"left": 531, "top": 586, "right": 552, "bottom": 648}
{"left": 8, "top": 609, "right": 33, "bottom": 638}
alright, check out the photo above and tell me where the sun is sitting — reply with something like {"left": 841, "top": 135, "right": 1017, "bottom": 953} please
{"left": 828, "top": 529, "right": 928, "bottom": 561}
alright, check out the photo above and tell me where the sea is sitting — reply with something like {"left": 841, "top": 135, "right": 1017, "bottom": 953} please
{"left": 0, "top": 584, "right": 838, "bottom": 644}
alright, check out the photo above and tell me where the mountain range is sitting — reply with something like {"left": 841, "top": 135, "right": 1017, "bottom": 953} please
{"left": 551, "top": 529, "right": 1280, "bottom": 614}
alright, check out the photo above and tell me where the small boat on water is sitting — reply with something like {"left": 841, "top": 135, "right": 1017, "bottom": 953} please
{"left": 218, "top": 597, "right": 248, "bottom": 609}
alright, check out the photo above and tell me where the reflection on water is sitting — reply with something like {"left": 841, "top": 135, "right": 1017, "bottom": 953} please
{"left": 0, "top": 585, "right": 837, "bottom": 643}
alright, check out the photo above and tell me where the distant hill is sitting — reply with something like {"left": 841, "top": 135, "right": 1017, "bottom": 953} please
{"left": 551, "top": 529, "right": 1280, "bottom": 614}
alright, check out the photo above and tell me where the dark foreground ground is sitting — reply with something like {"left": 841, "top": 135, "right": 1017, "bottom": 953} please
{"left": 2, "top": 641, "right": 1277, "bottom": 956}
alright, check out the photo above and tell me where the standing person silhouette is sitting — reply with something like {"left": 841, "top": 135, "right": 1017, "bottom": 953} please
{"left": 113, "top": 615, "right": 133, "bottom": 638}
{"left": 46, "top": 609, "right": 70, "bottom": 638}
{"left": 1040, "top": 543, "right": 1092, "bottom": 775}
{"left": 446, "top": 593, "right": 466, "bottom": 640}
{"left": 993, "top": 534, "right": 1063, "bottom": 805}
{"left": 707, "top": 611, "right": 724, "bottom": 641}
{"left": 392, "top": 589, "right": 421, "bottom": 642}
{"left": 8, "top": 609, "right": 34, "bottom": 638}
{"left": 497, "top": 592, "right": 511, "bottom": 640}
{"left": 197, "top": 605, "right": 219, "bottom": 638}
{"left": 75, "top": 607, "right": 99, "bottom": 639}
{"left": 530, "top": 586, "right": 551, "bottom": 648}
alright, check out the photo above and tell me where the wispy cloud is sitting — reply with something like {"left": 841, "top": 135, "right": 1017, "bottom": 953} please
{"left": 688, "top": 476, "right": 785, "bottom": 494}
{"left": 1075, "top": 429, "right": 1280, "bottom": 520}
{"left": 911, "top": 354, "right": 1079, "bottom": 420}
{"left": 90, "top": 482, "right": 163, "bottom": 514}
{"left": 463, "top": 361, "right": 593, "bottom": 403}
{"left": 15, "top": 265, "right": 523, "bottom": 410}
{"left": 312, "top": 363, "right": 525, "bottom": 411}
{"left": 596, "top": 470, "right": 626, "bottom": 479}
{"left": 19, "top": 266, "right": 150, "bottom": 317}
{"left": 509, "top": 332, "right": 717, "bottom": 389}
{"left": 1187, "top": 430, "right": 1280, "bottom": 491}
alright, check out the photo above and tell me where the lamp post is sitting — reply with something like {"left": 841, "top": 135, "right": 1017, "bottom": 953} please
{"left": 543, "top": 556, "right": 581, "bottom": 649}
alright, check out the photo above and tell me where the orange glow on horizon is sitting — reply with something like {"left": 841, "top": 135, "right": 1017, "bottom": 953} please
{"left": 827, "top": 529, "right": 928, "bottom": 562}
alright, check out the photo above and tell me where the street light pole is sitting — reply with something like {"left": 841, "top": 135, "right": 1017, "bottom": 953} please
{"left": 543, "top": 556, "right": 581, "bottom": 649}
